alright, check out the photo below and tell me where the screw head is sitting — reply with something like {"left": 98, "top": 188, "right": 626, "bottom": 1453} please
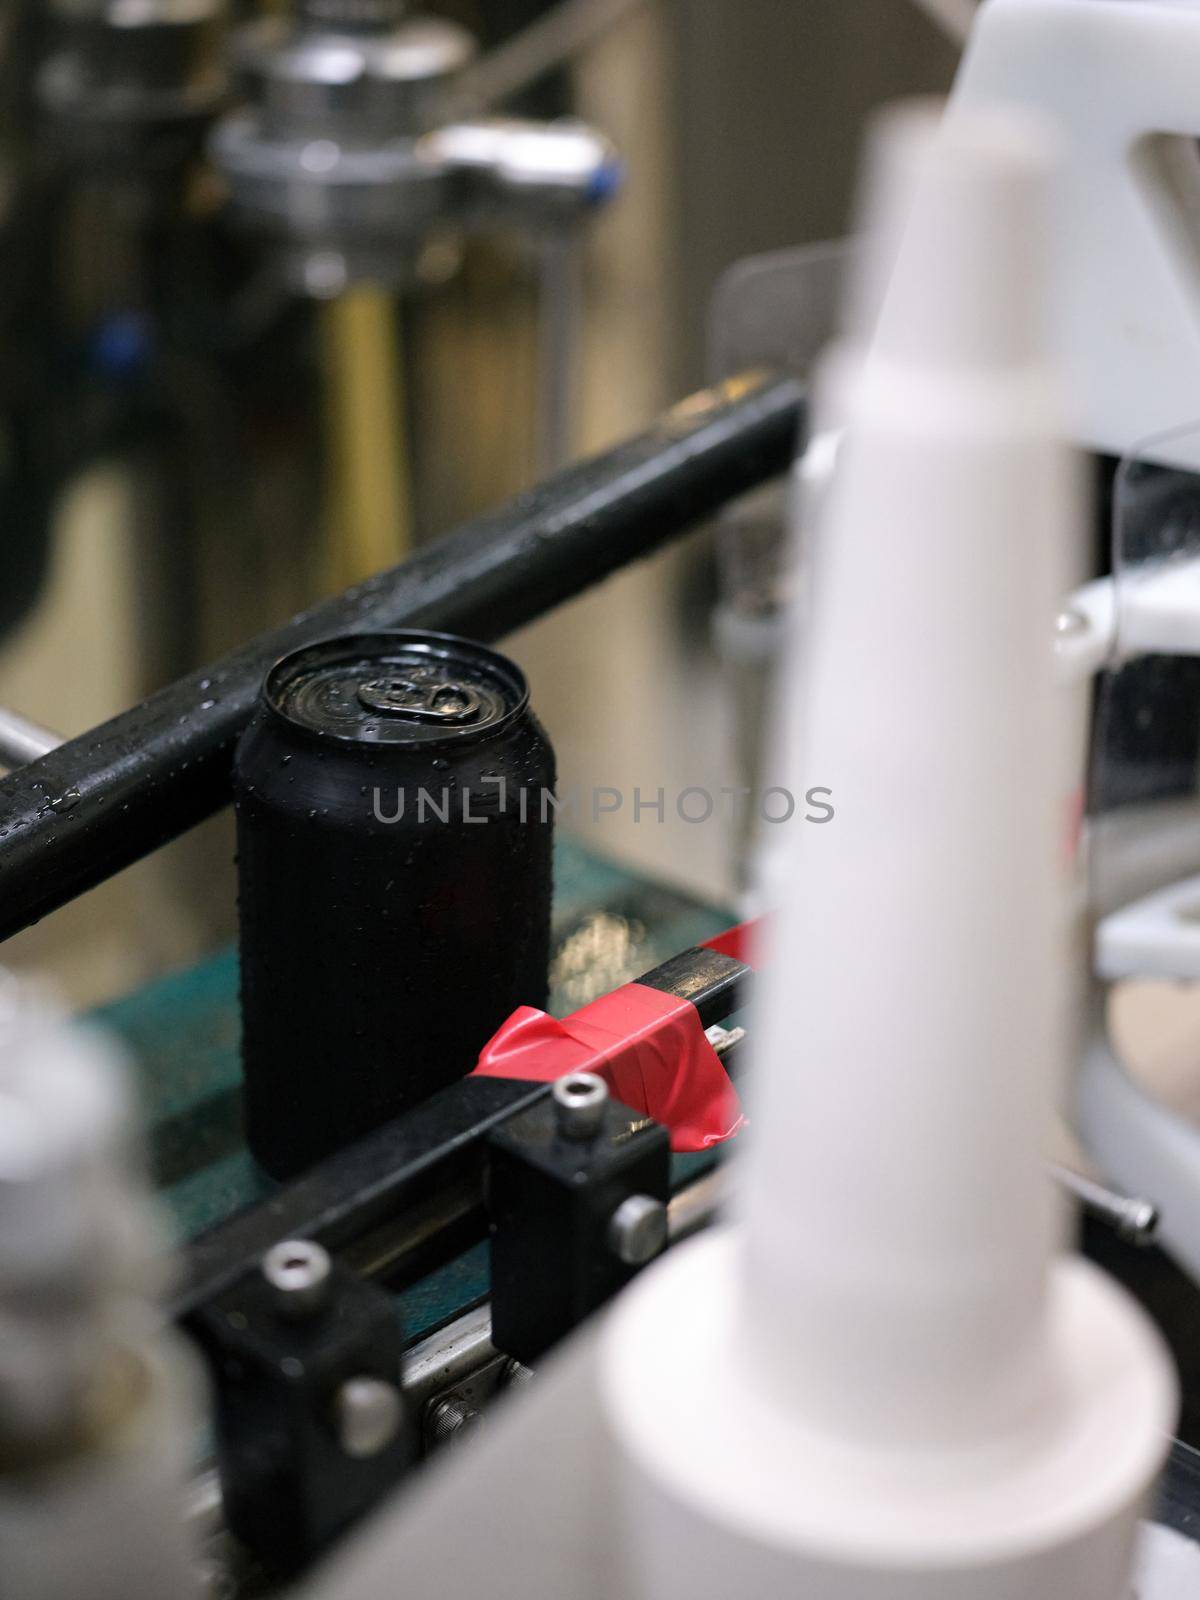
{"left": 552, "top": 1071, "right": 609, "bottom": 1141}
{"left": 335, "top": 1375, "right": 404, "bottom": 1458}
{"left": 1118, "top": 1197, "right": 1160, "bottom": 1245}
{"left": 261, "top": 1239, "right": 331, "bottom": 1319}
{"left": 427, "top": 1393, "right": 483, "bottom": 1447}
{"left": 607, "top": 1194, "right": 668, "bottom": 1266}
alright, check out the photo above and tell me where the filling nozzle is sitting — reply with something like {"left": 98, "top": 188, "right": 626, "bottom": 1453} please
{"left": 739, "top": 103, "right": 1079, "bottom": 1452}
{"left": 602, "top": 98, "right": 1177, "bottom": 1600}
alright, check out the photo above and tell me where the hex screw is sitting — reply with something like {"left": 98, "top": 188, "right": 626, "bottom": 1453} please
{"left": 552, "top": 1071, "right": 609, "bottom": 1141}
{"left": 261, "top": 1238, "right": 331, "bottom": 1320}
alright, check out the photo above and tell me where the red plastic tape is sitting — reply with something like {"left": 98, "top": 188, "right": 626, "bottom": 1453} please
{"left": 700, "top": 915, "right": 770, "bottom": 966}
{"left": 472, "top": 982, "right": 744, "bottom": 1152}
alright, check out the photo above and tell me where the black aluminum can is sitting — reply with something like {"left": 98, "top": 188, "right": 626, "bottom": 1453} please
{"left": 234, "top": 630, "right": 555, "bottom": 1178}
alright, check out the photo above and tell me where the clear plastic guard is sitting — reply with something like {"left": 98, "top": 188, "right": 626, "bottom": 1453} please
{"left": 1081, "top": 424, "right": 1200, "bottom": 1283}
{"left": 707, "top": 239, "right": 852, "bottom": 386}
{"left": 1091, "top": 423, "right": 1200, "bottom": 918}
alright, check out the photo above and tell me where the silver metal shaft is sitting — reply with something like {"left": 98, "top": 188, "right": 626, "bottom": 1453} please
{"left": 0, "top": 706, "right": 62, "bottom": 771}
{"left": 1049, "top": 1162, "right": 1160, "bottom": 1245}
{"left": 664, "top": 1154, "right": 1161, "bottom": 1250}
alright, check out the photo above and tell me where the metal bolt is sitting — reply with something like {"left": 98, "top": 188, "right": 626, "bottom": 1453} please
{"left": 427, "top": 1393, "right": 483, "bottom": 1446}
{"left": 704, "top": 1023, "right": 746, "bottom": 1059}
{"left": 503, "top": 1358, "right": 534, "bottom": 1387}
{"left": 607, "top": 1193, "right": 668, "bottom": 1266}
{"left": 552, "top": 1071, "right": 609, "bottom": 1141}
{"left": 261, "top": 1239, "right": 331, "bottom": 1319}
{"left": 1049, "top": 1164, "right": 1160, "bottom": 1246}
{"left": 334, "top": 1375, "right": 404, "bottom": 1458}
{"left": 1115, "top": 1197, "right": 1161, "bottom": 1245}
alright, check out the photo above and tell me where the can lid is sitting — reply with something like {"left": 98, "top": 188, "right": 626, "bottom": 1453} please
{"left": 263, "top": 631, "right": 529, "bottom": 746}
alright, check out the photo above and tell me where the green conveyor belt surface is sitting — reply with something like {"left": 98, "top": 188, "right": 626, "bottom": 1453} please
{"left": 92, "top": 836, "right": 732, "bottom": 1341}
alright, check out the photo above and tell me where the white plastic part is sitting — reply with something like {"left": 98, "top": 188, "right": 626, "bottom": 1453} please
{"left": 748, "top": 105, "right": 937, "bottom": 921}
{"left": 1076, "top": 997, "right": 1200, "bottom": 1287}
{"left": 297, "top": 1302, "right": 1191, "bottom": 1600}
{"left": 1055, "top": 557, "right": 1200, "bottom": 684}
{"left": 601, "top": 102, "right": 1177, "bottom": 1600}
{"left": 1079, "top": 817, "right": 1200, "bottom": 1280}
{"left": 1110, "top": 553, "right": 1200, "bottom": 658}
{"left": 0, "top": 978, "right": 201, "bottom": 1600}
{"left": 1055, "top": 576, "right": 1116, "bottom": 683}
{"left": 606, "top": 1233, "right": 1172, "bottom": 1600}
{"left": 1136, "top": 1521, "right": 1200, "bottom": 1596}
{"left": 1057, "top": 555, "right": 1200, "bottom": 1256}
{"left": 953, "top": 0, "right": 1200, "bottom": 468}
{"left": 299, "top": 1323, "right": 613, "bottom": 1600}
{"left": 1090, "top": 797, "right": 1200, "bottom": 917}
{"left": 0, "top": 1342, "right": 203, "bottom": 1600}
{"left": 1096, "top": 872, "right": 1200, "bottom": 981}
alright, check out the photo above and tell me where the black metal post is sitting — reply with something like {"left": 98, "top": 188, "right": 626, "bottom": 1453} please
{"left": 0, "top": 373, "right": 802, "bottom": 939}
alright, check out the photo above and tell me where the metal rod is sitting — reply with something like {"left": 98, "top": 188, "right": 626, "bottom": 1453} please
{"left": 658, "top": 1157, "right": 1161, "bottom": 1252}
{"left": 0, "top": 706, "right": 61, "bottom": 771}
{"left": 667, "top": 1166, "right": 728, "bottom": 1244}
{"left": 0, "top": 373, "right": 803, "bottom": 941}
{"left": 1049, "top": 1161, "right": 1160, "bottom": 1245}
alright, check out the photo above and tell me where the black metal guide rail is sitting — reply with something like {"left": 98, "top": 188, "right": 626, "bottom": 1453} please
{"left": 0, "top": 372, "right": 805, "bottom": 938}
{"left": 177, "top": 942, "right": 749, "bottom": 1323}
{"left": 184, "top": 942, "right": 750, "bottom": 1573}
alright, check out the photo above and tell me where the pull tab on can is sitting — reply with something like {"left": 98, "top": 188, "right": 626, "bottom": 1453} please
{"left": 357, "top": 673, "right": 482, "bottom": 723}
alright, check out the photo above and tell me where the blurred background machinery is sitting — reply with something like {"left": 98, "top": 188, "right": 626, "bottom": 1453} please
{"left": 0, "top": 0, "right": 958, "bottom": 1007}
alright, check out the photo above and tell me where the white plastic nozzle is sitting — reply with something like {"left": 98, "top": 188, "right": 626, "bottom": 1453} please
{"left": 760, "top": 103, "right": 937, "bottom": 915}
{"left": 801, "top": 100, "right": 934, "bottom": 461}
{"left": 742, "top": 101, "right": 1074, "bottom": 1452}
{"left": 602, "top": 100, "right": 1176, "bottom": 1600}
{"left": 873, "top": 107, "right": 1052, "bottom": 372}
{"left": 838, "top": 98, "right": 939, "bottom": 352}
